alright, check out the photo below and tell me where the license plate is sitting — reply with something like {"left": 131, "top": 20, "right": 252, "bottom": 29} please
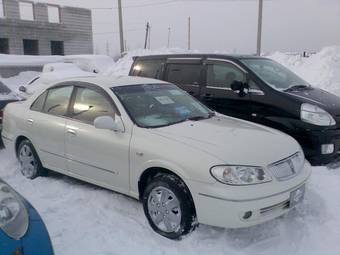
{"left": 290, "top": 184, "right": 305, "bottom": 208}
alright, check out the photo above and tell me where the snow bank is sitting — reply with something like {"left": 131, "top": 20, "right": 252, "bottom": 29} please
{"left": 0, "top": 71, "right": 40, "bottom": 92}
{"left": 268, "top": 46, "right": 340, "bottom": 96}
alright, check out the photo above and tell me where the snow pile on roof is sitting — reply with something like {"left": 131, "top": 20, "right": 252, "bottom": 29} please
{"left": 0, "top": 54, "right": 63, "bottom": 66}
{"left": 104, "top": 48, "right": 197, "bottom": 76}
{"left": 64, "top": 55, "right": 115, "bottom": 74}
{"left": 268, "top": 46, "right": 340, "bottom": 96}
{"left": 0, "top": 71, "right": 40, "bottom": 92}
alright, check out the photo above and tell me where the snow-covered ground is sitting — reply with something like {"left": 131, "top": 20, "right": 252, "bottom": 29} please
{"left": 1, "top": 47, "right": 340, "bottom": 255}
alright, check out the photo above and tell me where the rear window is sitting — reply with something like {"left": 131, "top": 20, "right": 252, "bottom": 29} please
{"left": 166, "top": 63, "right": 202, "bottom": 86}
{"left": 0, "top": 82, "right": 11, "bottom": 95}
{"left": 131, "top": 59, "right": 163, "bottom": 78}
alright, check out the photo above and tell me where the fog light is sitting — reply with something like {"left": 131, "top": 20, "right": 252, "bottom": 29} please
{"left": 321, "top": 144, "right": 334, "bottom": 154}
{"left": 243, "top": 211, "right": 252, "bottom": 220}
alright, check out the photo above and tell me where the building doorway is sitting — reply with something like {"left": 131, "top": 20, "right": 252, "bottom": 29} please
{"left": 23, "top": 39, "right": 39, "bottom": 55}
{"left": 51, "top": 41, "right": 64, "bottom": 55}
{"left": 0, "top": 38, "right": 9, "bottom": 54}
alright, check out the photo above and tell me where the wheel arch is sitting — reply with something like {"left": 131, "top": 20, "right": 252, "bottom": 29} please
{"left": 138, "top": 167, "right": 197, "bottom": 216}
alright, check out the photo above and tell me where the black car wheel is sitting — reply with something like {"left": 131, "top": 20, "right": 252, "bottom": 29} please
{"left": 17, "top": 139, "right": 45, "bottom": 179}
{"left": 142, "top": 173, "right": 197, "bottom": 240}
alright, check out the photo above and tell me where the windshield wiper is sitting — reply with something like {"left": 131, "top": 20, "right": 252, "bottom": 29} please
{"left": 187, "top": 112, "right": 216, "bottom": 121}
{"left": 284, "top": 85, "right": 310, "bottom": 92}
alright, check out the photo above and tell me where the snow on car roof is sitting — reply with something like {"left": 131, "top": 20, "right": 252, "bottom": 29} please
{"left": 64, "top": 75, "right": 168, "bottom": 89}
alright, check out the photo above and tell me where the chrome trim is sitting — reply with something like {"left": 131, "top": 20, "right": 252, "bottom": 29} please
{"left": 206, "top": 86, "right": 232, "bottom": 90}
{"left": 260, "top": 200, "right": 289, "bottom": 215}
{"left": 198, "top": 183, "right": 306, "bottom": 202}
{"left": 206, "top": 58, "right": 248, "bottom": 73}
{"left": 40, "top": 149, "right": 117, "bottom": 175}
{"left": 167, "top": 58, "right": 202, "bottom": 61}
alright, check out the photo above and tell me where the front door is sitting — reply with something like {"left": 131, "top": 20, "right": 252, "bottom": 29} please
{"left": 64, "top": 85, "right": 130, "bottom": 193}
{"left": 200, "top": 59, "right": 252, "bottom": 119}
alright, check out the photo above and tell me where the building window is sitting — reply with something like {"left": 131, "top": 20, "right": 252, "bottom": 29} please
{"left": 0, "top": 38, "right": 9, "bottom": 54}
{"left": 0, "top": 0, "right": 4, "bottom": 18}
{"left": 51, "top": 41, "right": 64, "bottom": 55}
{"left": 47, "top": 5, "right": 60, "bottom": 23}
{"left": 23, "top": 39, "right": 39, "bottom": 55}
{"left": 19, "top": 1, "right": 34, "bottom": 21}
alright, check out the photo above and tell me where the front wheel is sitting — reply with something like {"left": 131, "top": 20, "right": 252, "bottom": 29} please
{"left": 17, "top": 139, "right": 45, "bottom": 179}
{"left": 142, "top": 174, "right": 197, "bottom": 240}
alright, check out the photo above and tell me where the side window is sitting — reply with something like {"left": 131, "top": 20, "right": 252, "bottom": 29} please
{"left": 166, "top": 63, "right": 202, "bottom": 85}
{"left": 131, "top": 60, "right": 163, "bottom": 78}
{"left": 31, "top": 91, "right": 47, "bottom": 112}
{"left": 43, "top": 86, "right": 73, "bottom": 116}
{"left": 207, "top": 62, "right": 245, "bottom": 89}
{"left": 70, "top": 87, "right": 115, "bottom": 124}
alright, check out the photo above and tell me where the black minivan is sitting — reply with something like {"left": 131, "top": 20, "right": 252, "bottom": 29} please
{"left": 129, "top": 54, "right": 340, "bottom": 166}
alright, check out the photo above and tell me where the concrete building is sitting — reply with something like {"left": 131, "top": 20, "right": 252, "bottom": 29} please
{"left": 0, "top": 0, "right": 93, "bottom": 55}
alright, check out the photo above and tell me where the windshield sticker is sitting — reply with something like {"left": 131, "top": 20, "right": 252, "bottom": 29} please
{"left": 155, "top": 96, "right": 175, "bottom": 105}
{"left": 169, "top": 90, "right": 184, "bottom": 96}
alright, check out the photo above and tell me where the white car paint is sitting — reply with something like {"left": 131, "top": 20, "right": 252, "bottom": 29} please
{"left": 1, "top": 76, "right": 311, "bottom": 229}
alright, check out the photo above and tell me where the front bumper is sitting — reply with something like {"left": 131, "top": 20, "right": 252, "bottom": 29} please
{"left": 187, "top": 162, "right": 311, "bottom": 228}
{"left": 293, "top": 128, "right": 340, "bottom": 165}
{"left": 0, "top": 201, "right": 54, "bottom": 255}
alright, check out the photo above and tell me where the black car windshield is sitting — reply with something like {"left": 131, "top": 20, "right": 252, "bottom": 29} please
{"left": 112, "top": 84, "right": 214, "bottom": 128}
{"left": 241, "top": 58, "right": 310, "bottom": 90}
{"left": 0, "top": 82, "right": 12, "bottom": 95}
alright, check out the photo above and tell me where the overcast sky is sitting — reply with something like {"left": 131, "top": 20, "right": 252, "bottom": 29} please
{"left": 32, "top": 0, "right": 340, "bottom": 56}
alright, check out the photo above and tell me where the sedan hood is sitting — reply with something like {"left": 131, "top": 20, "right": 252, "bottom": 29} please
{"left": 151, "top": 116, "right": 301, "bottom": 167}
{"left": 287, "top": 87, "right": 340, "bottom": 115}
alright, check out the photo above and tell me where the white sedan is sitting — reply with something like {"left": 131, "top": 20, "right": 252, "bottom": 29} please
{"left": 1, "top": 76, "right": 311, "bottom": 239}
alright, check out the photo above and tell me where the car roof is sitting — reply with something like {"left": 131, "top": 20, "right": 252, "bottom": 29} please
{"left": 62, "top": 75, "right": 168, "bottom": 89}
{"left": 133, "top": 53, "right": 266, "bottom": 61}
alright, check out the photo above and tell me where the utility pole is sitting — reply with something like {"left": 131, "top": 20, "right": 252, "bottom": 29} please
{"left": 188, "top": 16, "right": 191, "bottom": 50}
{"left": 117, "top": 0, "right": 125, "bottom": 54}
{"left": 256, "top": 0, "right": 263, "bottom": 56}
{"left": 148, "top": 24, "right": 151, "bottom": 49}
{"left": 144, "top": 22, "right": 150, "bottom": 49}
{"left": 167, "top": 27, "right": 171, "bottom": 48}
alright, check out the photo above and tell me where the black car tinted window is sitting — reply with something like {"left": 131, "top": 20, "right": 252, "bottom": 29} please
{"left": 43, "top": 86, "right": 73, "bottom": 116}
{"left": 131, "top": 59, "right": 163, "bottom": 78}
{"left": 0, "top": 82, "right": 11, "bottom": 95}
{"left": 31, "top": 91, "right": 48, "bottom": 112}
{"left": 166, "top": 63, "right": 202, "bottom": 85}
{"left": 207, "top": 62, "right": 245, "bottom": 89}
{"left": 70, "top": 87, "right": 115, "bottom": 124}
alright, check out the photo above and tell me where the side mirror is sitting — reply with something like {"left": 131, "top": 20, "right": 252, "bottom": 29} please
{"left": 231, "top": 81, "right": 249, "bottom": 97}
{"left": 19, "top": 86, "right": 27, "bottom": 93}
{"left": 94, "top": 116, "right": 125, "bottom": 132}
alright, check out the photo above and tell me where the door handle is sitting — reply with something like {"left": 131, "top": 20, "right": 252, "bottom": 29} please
{"left": 27, "top": 119, "right": 34, "bottom": 125}
{"left": 66, "top": 129, "right": 77, "bottom": 136}
{"left": 203, "top": 93, "right": 213, "bottom": 100}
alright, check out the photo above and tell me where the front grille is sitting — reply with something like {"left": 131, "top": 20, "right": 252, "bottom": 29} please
{"left": 268, "top": 152, "right": 304, "bottom": 181}
{"left": 260, "top": 200, "right": 290, "bottom": 216}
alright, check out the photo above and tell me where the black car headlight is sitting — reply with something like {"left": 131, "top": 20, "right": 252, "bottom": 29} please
{"left": 0, "top": 180, "right": 29, "bottom": 240}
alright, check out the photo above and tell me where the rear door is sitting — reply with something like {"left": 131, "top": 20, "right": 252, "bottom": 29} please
{"left": 164, "top": 58, "right": 203, "bottom": 98}
{"left": 27, "top": 85, "right": 74, "bottom": 173}
{"left": 200, "top": 59, "right": 252, "bottom": 119}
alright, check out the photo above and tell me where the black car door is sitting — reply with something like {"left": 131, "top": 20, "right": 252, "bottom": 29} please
{"left": 200, "top": 59, "right": 252, "bottom": 119}
{"left": 164, "top": 58, "right": 203, "bottom": 98}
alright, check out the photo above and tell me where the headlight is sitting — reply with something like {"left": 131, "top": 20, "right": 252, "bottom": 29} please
{"left": 210, "top": 165, "right": 272, "bottom": 185}
{"left": 301, "top": 103, "right": 336, "bottom": 126}
{"left": 0, "top": 180, "right": 29, "bottom": 240}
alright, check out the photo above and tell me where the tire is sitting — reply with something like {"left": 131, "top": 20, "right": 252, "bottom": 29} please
{"left": 17, "top": 139, "right": 45, "bottom": 179}
{"left": 142, "top": 173, "right": 197, "bottom": 240}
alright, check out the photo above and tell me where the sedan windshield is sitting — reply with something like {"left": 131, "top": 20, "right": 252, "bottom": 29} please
{"left": 112, "top": 84, "right": 214, "bottom": 128}
{"left": 241, "top": 58, "right": 310, "bottom": 90}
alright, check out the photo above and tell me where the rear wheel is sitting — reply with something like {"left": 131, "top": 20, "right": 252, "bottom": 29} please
{"left": 17, "top": 140, "right": 45, "bottom": 179}
{"left": 142, "top": 173, "right": 197, "bottom": 239}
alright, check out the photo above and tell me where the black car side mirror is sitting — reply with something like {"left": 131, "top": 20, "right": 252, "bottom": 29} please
{"left": 231, "top": 81, "right": 249, "bottom": 97}
{"left": 19, "top": 86, "right": 27, "bottom": 92}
